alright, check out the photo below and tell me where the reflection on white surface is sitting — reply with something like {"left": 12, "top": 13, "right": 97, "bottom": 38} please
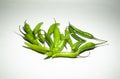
{"left": 0, "top": 0, "right": 120, "bottom": 79}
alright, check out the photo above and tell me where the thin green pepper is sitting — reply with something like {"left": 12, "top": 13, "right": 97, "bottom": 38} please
{"left": 47, "top": 23, "right": 60, "bottom": 35}
{"left": 45, "top": 32, "right": 54, "bottom": 49}
{"left": 19, "top": 25, "right": 40, "bottom": 45}
{"left": 24, "top": 42, "right": 49, "bottom": 54}
{"left": 69, "top": 23, "right": 94, "bottom": 38}
{"left": 33, "top": 22, "right": 43, "bottom": 35}
{"left": 24, "top": 34, "right": 40, "bottom": 45}
{"left": 60, "top": 34, "right": 65, "bottom": 40}
{"left": 60, "top": 34, "right": 67, "bottom": 49}
{"left": 37, "top": 30, "right": 45, "bottom": 44}
{"left": 55, "top": 37, "right": 67, "bottom": 51}
{"left": 72, "top": 41, "right": 83, "bottom": 52}
{"left": 65, "top": 28, "right": 73, "bottom": 47}
{"left": 23, "top": 21, "right": 33, "bottom": 35}
{"left": 52, "top": 52, "right": 77, "bottom": 58}
{"left": 53, "top": 24, "right": 61, "bottom": 48}
{"left": 76, "top": 41, "right": 107, "bottom": 55}
{"left": 69, "top": 23, "right": 105, "bottom": 41}
{"left": 52, "top": 41, "right": 107, "bottom": 58}
{"left": 45, "top": 34, "right": 67, "bottom": 58}
{"left": 68, "top": 26, "right": 86, "bottom": 42}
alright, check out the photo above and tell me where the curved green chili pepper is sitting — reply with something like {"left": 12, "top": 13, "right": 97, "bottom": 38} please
{"left": 68, "top": 26, "right": 86, "bottom": 42}
{"left": 52, "top": 52, "right": 77, "bottom": 58}
{"left": 60, "top": 34, "right": 67, "bottom": 49}
{"left": 24, "top": 42, "right": 49, "bottom": 54}
{"left": 60, "top": 34, "right": 65, "bottom": 40}
{"left": 69, "top": 23, "right": 105, "bottom": 41}
{"left": 33, "top": 22, "right": 43, "bottom": 35}
{"left": 23, "top": 21, "right": 33, "bottom": 35}
{"left": 45, "top": 34, "right": 67, "bottom": 58}
{"left": 76, "top": 41, "right": 107, "bottom": 55}
{"left": 52, "top": 41, "right": 107, "bottom": 58}
{"left": 69, "top": 23, "right": 93, "bottom": 38}
{"left": 19, "top": 25, "right": 41, "bottom": 45}
{"left": 55, "top": 38, "right": 67, "bottom": 51}
{"left": 72, "top": 41, "right": 84, "bottom": 52}
{"left": 37, "top": 30, "right": 45, "bottom": 44}
{"left": 47, "top": 21, "right": 60, "bottom": 35}
{"left": 48, "top": 34, "right": 67, "bottom": 57}
{"left": 45, "top": 32, "right": 54, "bottom": 49}
{"left": 53, "top": 24, "right": 61, "bottom": 48}
{"left": 24, "top": 34, "right": 40, "bottom": 45}
{"left": 71, "top": 33, "right": 85, "bottom": 42}
{"left": 65, "top": 28, "right": 73, "bottom": 47}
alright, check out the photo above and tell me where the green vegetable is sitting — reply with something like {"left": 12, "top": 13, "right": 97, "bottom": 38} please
{"left": 53, "top": 23, "right": 61, "bottom": 48}
{"left": 25, "top": 42, "right": 49, "bottom": 54}
{"left": 65, "top": 28, "right": 73, "bottom": 47}
{"left": 68, "top": 26, "right": 86, "bottom": 42}
{"left": 72, "top": 41, "right": 83, "bottom": 52}
{"left": 37, "top": 30, "right": 45, "bottom": 44}
{"left": 55, "top": 36, "right": 67, "bottom": 51}
{"left": 45, "top": 32, "right": 54, "bottom": 49}
{"left": 23, "top": 21, "right": 33, "bottom": 35}
{"left": 52, "top": 52, "right": 77, "bottom": 58}
{"left": 69, "top": 23, "right": 105, "bottom": 41}
{"left": 76, "top": 41, "right": 107, "bottom": 55}
{"left": 18, "top": 19, "right": 107, "bottom": 59}
{"left": 47, "top": 23, "right": 60, "bottom": 35}
{"left": 24, "top": 34, "right": 40, "bottom": 45}
{"left": 33, "top": 22, "right": 43, "bottom": 35}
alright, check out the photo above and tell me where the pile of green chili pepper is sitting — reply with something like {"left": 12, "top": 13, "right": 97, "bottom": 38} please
{"left": 19, "top": 19, "right": 107, "bottom": 59}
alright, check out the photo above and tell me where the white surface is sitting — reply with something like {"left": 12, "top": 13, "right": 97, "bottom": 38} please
{"left": 0, "top": 0, "right": 120, "bottom": 79}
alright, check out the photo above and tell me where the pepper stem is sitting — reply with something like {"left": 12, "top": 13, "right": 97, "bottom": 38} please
{"left": 94, "top": 37, "right": 107, "bottom": 42}
{"left": 95, "top": 40, "right": 108, "bottom": 47}
{"left": 78, "top": 51, "right": 91, "bottom": 58}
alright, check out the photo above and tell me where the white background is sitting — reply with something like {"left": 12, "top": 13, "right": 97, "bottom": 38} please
{"left": 0, "top": 0, "right": 120, "bottom": 79}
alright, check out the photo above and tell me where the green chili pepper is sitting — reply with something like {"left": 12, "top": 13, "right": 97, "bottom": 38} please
{"left": 76, "top": 41, "right": 107, "bottom": 55}
{"left": 68, "top": 26, "right": 86, "bottom": 42}
{"left": 47, "top": 23, "right": 60, "bottom": 35}
{"left": 69, "top": 23, "right": 105, "bottom": 41}
{"left": 52, "top": 52, "right": 77, "bottom": 58}
{"left": 53, "top": 24, "right": 61, "bottom": 48}
{"left": 75, "top": 42, "right": 96, "bottom": 56}
{"left": 19, "top": 25, "right": 40, "bottom": 45}
{"left": 24, "top": 34, "right": 40, "bottom": 45}
{"left": 24, "top": 42, "right": 49, "bottom": 54}
{"left": 52, "top": 41, "right": 107, "bottom": 58}
{"left": 69, "top": 23, "right": 93, "bottom": 38}
{"left": 55, "top": 38, "right": 67, "bottom": 51}
{"left": 37, "top": 30, "right": 45, "bottom": 44}
{"left": 45, "top": 32, "right": 54, "bottom": 49}
{"left": 45, "top": 34, "right": 67, "bottom": 58}
{"left": 65, "top": 28, "right": 73, "bottom": 47}
{"left": 71, "top": 33, "right": 85, "bottom": 42}
{"left": 72, "top": 41, "right": 84, "bottom": 52}
{"left": 60, "top": 34, "right": 65, "bottom": 40}
{"left": 60, "top": 34, "right": 67, "bottom": 49}
{"left": 33, "top": 22, "right": 43, "bottom": 35}
{"left": 23, "top": 21, "right": 33, "bottom": 35}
